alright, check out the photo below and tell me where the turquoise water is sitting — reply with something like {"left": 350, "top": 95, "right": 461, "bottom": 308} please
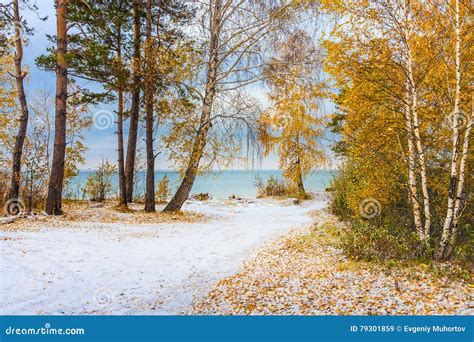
{"left": 65, "top": 170, "right": 335, "bottom": 200}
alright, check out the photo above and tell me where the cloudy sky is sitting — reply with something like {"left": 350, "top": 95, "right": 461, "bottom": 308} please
{"left": 18, "top": 1, "right": 335, "bottom": 171}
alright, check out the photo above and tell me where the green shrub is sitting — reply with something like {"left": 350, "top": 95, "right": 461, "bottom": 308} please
{"left": 255, "top": 175, "right": 287, "bottom": 197}
{"left": 156, "top": 175, "right": 171, "bottom": 203}
{"left": 82, "top": 159, "right": 116, "bottom": 202}
{"left": 339, "top": 220, "right": 421, "bottom": 261}
{"left": 327, "top": 169, "right": 353, "bottom": 220}
{"left": 451, "top": 222, "right": 474, "bottom": 267}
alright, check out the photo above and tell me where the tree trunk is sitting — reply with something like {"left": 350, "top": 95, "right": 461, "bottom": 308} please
{"left": 294, "top": 151, "right": 306, "bottom": 199}
{"left": 450, "top": 112, "right": 473, "bottom": 241}
{"left": 438, "top": 0, "right": 465, "bottom": 259}
{"left": 45, "top": 0, "right": 68, "bottom": 215}
{"left": 8, "top": 0, "right": 29, "bottom": 201}
{"left": 125, "top": 0, "right": 142, "bottom": 203}
{"left": 404, "top": 78, "right": 424, "bottom": 239}
{"left": 117, "top": 87, "right": 127, "bottom": 207}
{"left": 162, "top": 0, "right": 222, "bottom": 212}
{"left": 403, "top": 1, "right": 424, "bottom": 242}
{"left": 117, "top": 33, "right": 127, "bottom": 207}
{"left": 408, "top": 53, "right": 431, "bottom": 240}
{"left": 162, "top": 124, "right": 211, "bottom": 212}
{"left": 28, "top": 169, "right": 33, "bottom": 211}
{"left": 295, "top": 138, "right": 307, "bottom": 199}
{"left": 144, "top": 0, "right": 155, "bottom": 212}
{"left": 403, "top": 0, "right": 430, "bottom": 244}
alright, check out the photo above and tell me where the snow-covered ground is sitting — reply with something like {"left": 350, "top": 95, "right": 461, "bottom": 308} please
{"left": 0, "top": 196, "right": 326, "bottom": 315}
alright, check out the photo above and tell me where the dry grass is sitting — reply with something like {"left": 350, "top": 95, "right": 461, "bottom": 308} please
{"left": 1, "top": 200, "right": 206, "bottom": 232}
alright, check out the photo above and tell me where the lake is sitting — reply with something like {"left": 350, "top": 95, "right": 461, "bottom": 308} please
{"left": 65, "top": 170, "right": 335, "bottom": 200}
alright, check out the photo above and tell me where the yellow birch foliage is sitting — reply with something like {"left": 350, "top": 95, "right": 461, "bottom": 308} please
{"left": 259, "top": 30, "right": 326, "bottom": 195}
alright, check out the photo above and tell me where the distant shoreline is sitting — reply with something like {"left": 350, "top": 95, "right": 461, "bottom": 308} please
{"left": 76, "top": 168, "right": 338, "bottom": 173}
{"left": 66, "top": 170, "right": 336, "bottom": 200}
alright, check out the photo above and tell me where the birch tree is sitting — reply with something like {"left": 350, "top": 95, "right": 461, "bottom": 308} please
{"left": 402, "top": 0, "right": 431, "bottom": 243}
{"left": 323, "top": 0, "right": 473, "bottom": 258}
{"left": 438, "top": 0, "right": 473, "bottom": 259}
{"left": 259, "top": 30, "right": 326, "bottom": 199}
{"left": 163, "top": 0, "right": 298, "bottom": 212}
{"left": 0, "top": 0, "right": 45, "bottom": 202}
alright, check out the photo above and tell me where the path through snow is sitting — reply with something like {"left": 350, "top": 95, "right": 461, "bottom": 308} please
{"left": 0, "top": 197, "right": 326, "bottom": 314}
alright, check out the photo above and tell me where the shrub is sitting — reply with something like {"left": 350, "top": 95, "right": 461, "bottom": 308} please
{"left": 255, "top": 175, "right": 287, "bottom": 197}
{"left": 327, "top": 168, "right": 353, "bottom": 220}
{"left": 286, "top": 184, "right": 311, "bottom": 200}
{"left": 339, "top": 220, "right": 421, "bottom": 261}
{"left": 190, "top": 193, "right": 211, "bottom": 201}
{"left": 82, "top": 159, "right": 116, "bottom": 202}
{"left": 451, "top": 222, "right": 474, "bottom": 267}
{"left": 156, "top": 175, "right": 171, "bottom": 203}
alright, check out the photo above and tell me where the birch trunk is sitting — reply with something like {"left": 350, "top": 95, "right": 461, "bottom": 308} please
{"left": 451, "top": 111, "right": 473, "bottom": 238}
{"left": 409, "top": 61, "right": 431, "bottom": 240}
{"left": 403, "top": 0, "right": 426, "bottom": 241}
{"left": 162, "top": 0, "right": 222, "bottom": 212}
{"left": 439, "top": 0, "right": 462, "bottom": 259}
{"left": 404, "top": 79, "right": 424, "bottom": 239}
{"left": 405, "top": 20, "right": 431, "bottom": 240}
{"left": 8, "top": 0, "right": 29, "bottom": 201}
{"left": 295, "top": 156, "right": 306, "bottom": 199}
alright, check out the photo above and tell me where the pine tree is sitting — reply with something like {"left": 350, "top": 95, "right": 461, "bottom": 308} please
{"left": 37, "top": 0, "right": 133, "bottom": 208}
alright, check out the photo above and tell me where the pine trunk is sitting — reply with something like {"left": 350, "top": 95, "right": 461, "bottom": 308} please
{"left": 117, "top": 87, "right": 127, "bottom": 207}
{"left": 125, "top": 0, "right": 142, "bottom": 203}
{"left": 8, "top": 0, "right": 29, "bottom": 201}
{"left": 144, "top": 0, "right": 155, "bottom": 212}
{"left": 45, "top": 0, "right": 68, "bottom": 215}
{"left": 116, "top": 33, "right": 127, "bottom": 207}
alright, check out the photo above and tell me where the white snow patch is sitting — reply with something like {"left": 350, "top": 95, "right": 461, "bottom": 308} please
{"left": 0, "top": 197, "right": 326, "bottom": 314}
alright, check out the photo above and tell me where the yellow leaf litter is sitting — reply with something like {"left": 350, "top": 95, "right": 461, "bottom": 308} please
{"left": 193, "top": 211, "right": 472, "bottom": 315}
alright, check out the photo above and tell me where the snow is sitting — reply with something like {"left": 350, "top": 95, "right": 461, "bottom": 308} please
{"left": 0, "top": 196, "right": 326, "bottom": 315}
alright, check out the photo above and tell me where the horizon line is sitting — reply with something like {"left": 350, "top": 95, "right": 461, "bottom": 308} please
{"left": 77, "top": 168, "right": 337, "bottom": 172}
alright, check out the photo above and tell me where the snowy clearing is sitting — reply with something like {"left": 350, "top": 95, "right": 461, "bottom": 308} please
{"left": 0, "top": 196, "right": 326, "bottom": 315}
